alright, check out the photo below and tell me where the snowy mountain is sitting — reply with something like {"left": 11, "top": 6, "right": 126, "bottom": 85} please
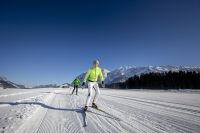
{"left": 73, "top": 66, "right": 200, "bottom": 85}
{"left": 105, "top": 66, "right": 200, "bottom": 84}
{"left": 0, "top": 76, "right": 26, "bottom": 89}
{"left": 74, "top": 66, "right": 200, "bottom": 85}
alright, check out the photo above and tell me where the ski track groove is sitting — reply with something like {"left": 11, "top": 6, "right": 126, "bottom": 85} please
{"left": 37, "top": 90, "right": 82, "bottom": 133}
{"left": 37, "top": 94, "right": 59, "bottom": 133}
{"left": 103, "top": 94, "right": 200, "bottom": 127}
{"left": 125, "top": 97, "right": 200, "bottom": 125}
{"left": 103, "top": 94, "right": 200, "bottom": 115}
{"left": 105, "top": 117, "right": 125, "bottom": 133}
{"left": 62, "top": 93, "right": 78, "bottom": 133}
{"left": 87, "top": 109, "right": 110, "bottom": 133}
{"left": 100, "top": 95, "right": 200, "bottom": 133}
{"left": 34, "top": 92, "right": 57, "bottom": 133}
{"left": 101, "top": 98, "right": 183, "bottom": 133}
{"left": 86, "top": 112, "right": 107, "bottom": 133}
{"left": 100, "top": 100, "right": 159, "bottom": 133}
{"left": 69, "top": 94, "right": 86, "bottom": 133}
{"left": 100, "top": 97, "right": 164, "bottom": 132}
{"left": 88, "top": 108, "right": 127, "bottom": 133}
{"left": 102, "top": 91, "right": 200, "bottom": 108}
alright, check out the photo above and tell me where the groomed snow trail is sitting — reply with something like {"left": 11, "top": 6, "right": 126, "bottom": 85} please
{"left": 0, "top": 88, "right": 200, "bottom": 133}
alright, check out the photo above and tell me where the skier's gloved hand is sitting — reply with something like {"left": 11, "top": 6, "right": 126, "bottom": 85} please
{"left": 102, "top": 81, "right": 105, "bottom": 88}
{"left": 82, "top": 82, "right": 85, "bottom": 86}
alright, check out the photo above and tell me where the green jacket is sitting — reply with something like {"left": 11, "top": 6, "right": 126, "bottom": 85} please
{"left": 73, "top": 79, "right": 80, "bottom": 86}
{"left": 83, "top": 67, "right": 104, "bottom": 82}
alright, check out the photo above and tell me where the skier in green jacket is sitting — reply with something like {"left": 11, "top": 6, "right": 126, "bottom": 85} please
{"left": 82, "top": 59, "right": 104, "bottom": 111}
{"left": 72, "top": 78, "right": 80, "bottom": 95}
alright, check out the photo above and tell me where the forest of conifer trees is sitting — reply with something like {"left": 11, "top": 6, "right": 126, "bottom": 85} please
{"left": 106, "top": 71, "right": 200, "bottom": 89}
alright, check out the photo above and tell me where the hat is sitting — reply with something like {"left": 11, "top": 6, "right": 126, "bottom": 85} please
{"left": 93, "top": 59, "right": 99, "bottom": 65}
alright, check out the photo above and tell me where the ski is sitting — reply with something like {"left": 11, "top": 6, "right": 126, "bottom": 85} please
{"left": 83, "top": 109, "right": 88, "bottom": 127}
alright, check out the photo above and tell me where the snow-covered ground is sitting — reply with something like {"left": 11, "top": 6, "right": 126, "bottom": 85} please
{"left": 0, "top": 88, "right": 200, "bottom": 133}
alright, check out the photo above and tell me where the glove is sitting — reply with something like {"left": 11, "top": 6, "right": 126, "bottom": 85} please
{"left": 102, "top": 81, "right": 105, "bottom": 88}
{"left": 82, "top": 82, "right": 85, "bottom": 86}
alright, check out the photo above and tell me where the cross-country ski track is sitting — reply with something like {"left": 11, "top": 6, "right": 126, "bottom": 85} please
{"left": 0, "top": 88, "right": 200, "bottom": 133}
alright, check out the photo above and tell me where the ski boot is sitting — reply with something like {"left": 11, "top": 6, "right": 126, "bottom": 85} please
{"left": 92, "top": 103, "right": 98, "bottom": 109}
{"left": 84, "top": 106, "right": 88, "bottom": 111}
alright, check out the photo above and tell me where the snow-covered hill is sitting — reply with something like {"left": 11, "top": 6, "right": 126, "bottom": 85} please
{"left": 105, "top": 66, "right": 200, "bottom": 84}
{"left": 0, "top": 76, "right": 26, "bottom": 89}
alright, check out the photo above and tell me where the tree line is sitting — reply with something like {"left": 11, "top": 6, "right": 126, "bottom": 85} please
{"left": 106, "top": 71, "right": 200, "bottom": 89}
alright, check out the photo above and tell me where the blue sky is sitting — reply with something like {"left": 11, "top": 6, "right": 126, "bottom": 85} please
{"left": 0, "top": 0, "right": 200, "bottom": 86}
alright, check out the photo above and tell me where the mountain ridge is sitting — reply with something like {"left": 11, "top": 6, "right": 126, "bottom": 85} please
{"left": 74, "top": 66, "right": 200, "bottom": 85}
